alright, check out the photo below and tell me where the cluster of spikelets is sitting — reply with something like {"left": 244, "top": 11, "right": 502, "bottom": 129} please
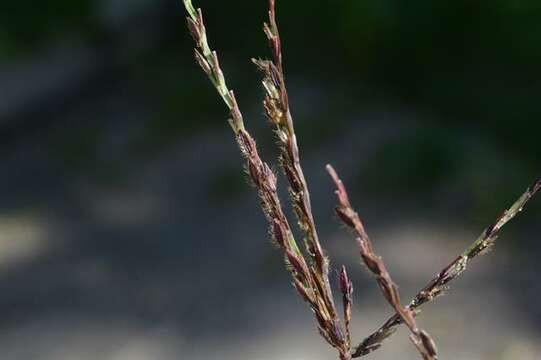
{"left": 181, "top": 1, "right": 541, "bottom": 359}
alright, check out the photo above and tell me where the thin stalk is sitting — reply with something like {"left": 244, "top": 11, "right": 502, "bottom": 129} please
{"left": 352, "top": 177, "right": 541, "bottom": 357}
{"left": 182, "top": 1, "right": 350, "bottom": 358}
{"left": 254, "top": 0, "right": 329, "bottom": 287}
{"left": 252, "top": 1, "right": 350, "bottom": 357}
{"left": 327, "top": 165, "right": 438, "bottom": 360}
{"left": 182, "top": 0, "right": 308, "bottom": 325}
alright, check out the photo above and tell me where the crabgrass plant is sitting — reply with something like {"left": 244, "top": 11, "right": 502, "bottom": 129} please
{"left": 181, "top": 1, "right": 540, "bottom": 359}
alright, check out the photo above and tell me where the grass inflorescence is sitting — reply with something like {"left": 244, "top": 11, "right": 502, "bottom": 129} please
{"left": 181, "top": 1, "right": 540, "bottom": 359}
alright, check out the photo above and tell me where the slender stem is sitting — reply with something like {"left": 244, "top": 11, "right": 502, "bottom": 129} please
{"left": 253, "top": 1, "right": 350, "bottom": 358}
{"left": 182, "top": 0, "right": 314, "bottom": 329}
{"left": 352, "top": 177, "right": 541, "bottom": 357}
{"left": 327, "top": 165, "right": 438, "bottom": 360}
{"left": 259, "top": 0, "right": 328, "bottom": 280}
{"left": 182, "top": 2, "right": 350, "bottom": 359}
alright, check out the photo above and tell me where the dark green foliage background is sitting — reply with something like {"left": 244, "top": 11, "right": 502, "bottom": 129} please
{"left": 2, "top": 0, "right": 539, "bottom": 232}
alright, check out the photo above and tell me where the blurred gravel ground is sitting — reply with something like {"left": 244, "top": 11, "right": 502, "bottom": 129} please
{"left": 0, "top": 115, "right": 538, "bottom": 359}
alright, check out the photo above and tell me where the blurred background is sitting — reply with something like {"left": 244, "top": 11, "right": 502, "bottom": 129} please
{"left": 0, "top": 0, "right": 540, "bottom": 359}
